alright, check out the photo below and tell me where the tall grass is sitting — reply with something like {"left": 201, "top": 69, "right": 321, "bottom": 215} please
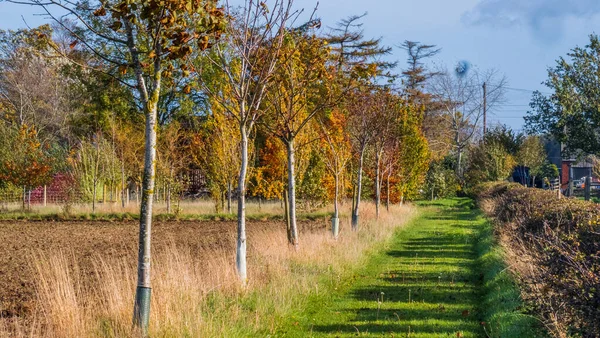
{"left": 1, "top": 202, "right": 415, "bottom": 337}
{"left": 0, "top": 199, "right": 334, "bottom": 221}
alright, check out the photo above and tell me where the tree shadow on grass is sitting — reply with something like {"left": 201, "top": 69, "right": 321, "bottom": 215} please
{"left": 312, "top": 199, "right": 484, "bottom": 337}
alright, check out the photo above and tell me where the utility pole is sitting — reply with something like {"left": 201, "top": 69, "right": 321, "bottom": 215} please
{"left": 482, "top": 82, "right": 487, "bottom": 136}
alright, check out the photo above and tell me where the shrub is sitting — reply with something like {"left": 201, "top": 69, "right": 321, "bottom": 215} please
{"left": 477, "top": 183, "right": 600, "bottom": 337}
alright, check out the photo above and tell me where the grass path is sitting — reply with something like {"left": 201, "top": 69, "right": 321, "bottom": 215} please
{"left": 289, "top": 198, "right": 487, "bottom": 337}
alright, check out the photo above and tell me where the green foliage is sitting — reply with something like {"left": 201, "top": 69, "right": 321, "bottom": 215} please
{"left": 525, "top": 34, "right": 600, "bottom": 156}
{"left": 539, "top": 162, "right": 559, "bottom": 180}
{"left": 396, "top": 105, "right": 430, "bottom": 201}
{"left": 485, "top": 124, "right": 523, "bottom": 155}
{"left": 0, "top": 124, "right": 53, "bottom": 188}
{"left": 69, "top": 134, "right": 120, "bottom": 201}
{"left": 424, "top": 158, "right": 458, "bottom": 199}
{"left": 517, "top": 135, "right": 546, "bottom": 177}
{"left": 297, "top": 150, "right": 328, "bottom": 210}
{"left": 465, "top": 141, "right": 516, "bottom": 190}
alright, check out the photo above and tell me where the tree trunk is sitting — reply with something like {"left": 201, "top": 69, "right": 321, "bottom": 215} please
{"left": 121, "top": 161, "right": 126, "bottom": 208}
{"left": 285, "top": 138, "right": 299, "bottom": 247}
{"left": 133, "top": 90, "right": 160, "bottom": 333}
{"left": 221, "top": 190, "right": 225, "bottom": 212}
{"left": 284, "top": 190, "right": 292, "bottom": 243}
{"left": 375, "top": 150, "right": 382, "bottom": 219}
{"left": 102, "top": 183, "right": 106, "bottom": 204}
{"left": 227, "top": 180, "right": 232, "bottom": 214}
{"left": 22, "top": 186, "right": 25, "bottom": 210}
{"left": 332, "top": 171, "right": 340, "bottom": 239}
{"left": 27, "top": 189, "right": 31, "bottom": 210}
{"left": 43, "top": 185, "right": 47, "bottom": 207}
{"left": 236, "top": 126, "right": 249, "bottom": 285}
{"left": 456, "top": 147, "right": 463, "bottom": 178}
{"left": 386, "top": 173, "right": 390, "bottom": 212}
{"left": 352, "top": 148, "right": 365, "bottom": 231}
{"left": 166, "top": 182, "right": 171, "bottom": 214}
{"left": 92, "top": 180, "right": 97, "bottom": 213}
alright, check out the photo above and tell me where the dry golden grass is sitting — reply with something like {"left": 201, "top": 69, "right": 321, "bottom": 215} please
{"left": 0, "top": 199, "right": 329, "bottom": 218}
{"left": 1, "top": 202, "right": 415, "bottom": 337}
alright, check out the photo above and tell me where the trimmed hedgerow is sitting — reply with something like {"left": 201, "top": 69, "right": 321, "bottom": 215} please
{"left": 478, "top": 183, "right": 600, "bottom": 338}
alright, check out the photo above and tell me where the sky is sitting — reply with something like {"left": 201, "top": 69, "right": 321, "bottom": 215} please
{"left": 1, "top": 0, "right": 600, "bottom": 132}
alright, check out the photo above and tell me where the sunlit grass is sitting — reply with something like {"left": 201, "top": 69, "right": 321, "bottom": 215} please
{"left": 283, "top": 198, "right": 544, "bottom": 337}
{"left": 0, "top": 199, "right": 342, "bottom": 221}
{"left": 0, "top": 202, "right": 415, "bottom": 337}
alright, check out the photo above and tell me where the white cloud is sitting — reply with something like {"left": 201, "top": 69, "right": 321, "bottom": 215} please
{"left": 462, "top": 0, "right": 600, "bottom": 40}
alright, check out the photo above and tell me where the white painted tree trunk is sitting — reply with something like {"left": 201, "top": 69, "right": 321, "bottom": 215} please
{"left": 375, "top": 150, "right": 382, "bottom": 219}
{"left": 285, "top": 139, "right": 299, "bottom": 247}
{"left": 352, "top": 149, "right": 365, "bottom": 230}
{"left": 133, "top": 98, "right": 158, "bottom": 331}
{"left": 334, "top": 172, "right": 340, "bottom": 219}
{"left": 236, "top": 126, "right": 248, "bottom": 285}
{"left": 332, "top": 171, "right": 340, "bottom": 239}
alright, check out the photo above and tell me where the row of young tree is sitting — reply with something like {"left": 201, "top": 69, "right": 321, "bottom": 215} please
{"left": 0, "top": 0, "right": 514, "bottom": 333}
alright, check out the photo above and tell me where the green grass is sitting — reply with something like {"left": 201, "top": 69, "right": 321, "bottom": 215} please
{"left": 475, "top": 206, "right": 546, "bottom": 338}
{"left": 279, "top": 198, "right": 544, "bottom": 337}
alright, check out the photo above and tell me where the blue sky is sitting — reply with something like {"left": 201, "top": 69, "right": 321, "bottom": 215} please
{"left": 2, "top": 0, "right": 599, "bottom": 131}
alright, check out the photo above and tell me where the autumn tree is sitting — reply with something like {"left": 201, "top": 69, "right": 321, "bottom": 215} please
{"left": 262, "top": 27, "right": 331, "bottom": 247}
{"left": 0, "top": 124, "right": 53, "bottom": 209}
{"left": 192, "top": 110, "right": 241, "bottom": 214}
{"left": 201, "top": 0, "right": 294, "bottom": 284}
{"left": 326, "top": 13, "right": 393, "bottom": 230}
{"left": 371, "top": 89, "right": 399, "bottom": 219}
{"left": 318, "top": 108, "right": 352, "bottom": 238}
{"left": 248, "top": 136, "right": 286, "bottom": 204}
{"left": 400, "top": 40, "right": 441, "bottom": 97}
{"left": 7, "top": 0, "right": 226, "bottom": 332}
{"left": 346, "top": 89, "right": 376, "bottom": 229}
{"left": 157, "top": 122, "right": 191, "bottom": 213}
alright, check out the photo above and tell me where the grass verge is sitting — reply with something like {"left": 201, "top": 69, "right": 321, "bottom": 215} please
{"left": 281, "top": 198, "right": 545, "bottom": 337}
{"left": 474, "top": 204, "right": 546, "bottom": 338}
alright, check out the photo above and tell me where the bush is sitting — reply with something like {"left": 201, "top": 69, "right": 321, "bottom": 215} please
{"left": 477, "top": 183, "right": 600, "bottom": 337}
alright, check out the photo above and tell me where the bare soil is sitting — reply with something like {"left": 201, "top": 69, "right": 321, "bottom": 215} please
{"left": 0, "top": 219, "right": 326, "bottom": 318}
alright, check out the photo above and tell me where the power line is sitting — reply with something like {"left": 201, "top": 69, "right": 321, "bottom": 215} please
{"left": 506, "top": 87, "right": 552, "bottom": 95}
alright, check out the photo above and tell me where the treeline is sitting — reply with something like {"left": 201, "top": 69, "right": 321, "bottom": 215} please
{"left": 0, "top": 0, "right": 514, "bottom": 332}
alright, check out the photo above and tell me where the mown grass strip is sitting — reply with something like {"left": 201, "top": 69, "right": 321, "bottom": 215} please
{"left": 282, "top": 198, "right": 545, "bottom": 337}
